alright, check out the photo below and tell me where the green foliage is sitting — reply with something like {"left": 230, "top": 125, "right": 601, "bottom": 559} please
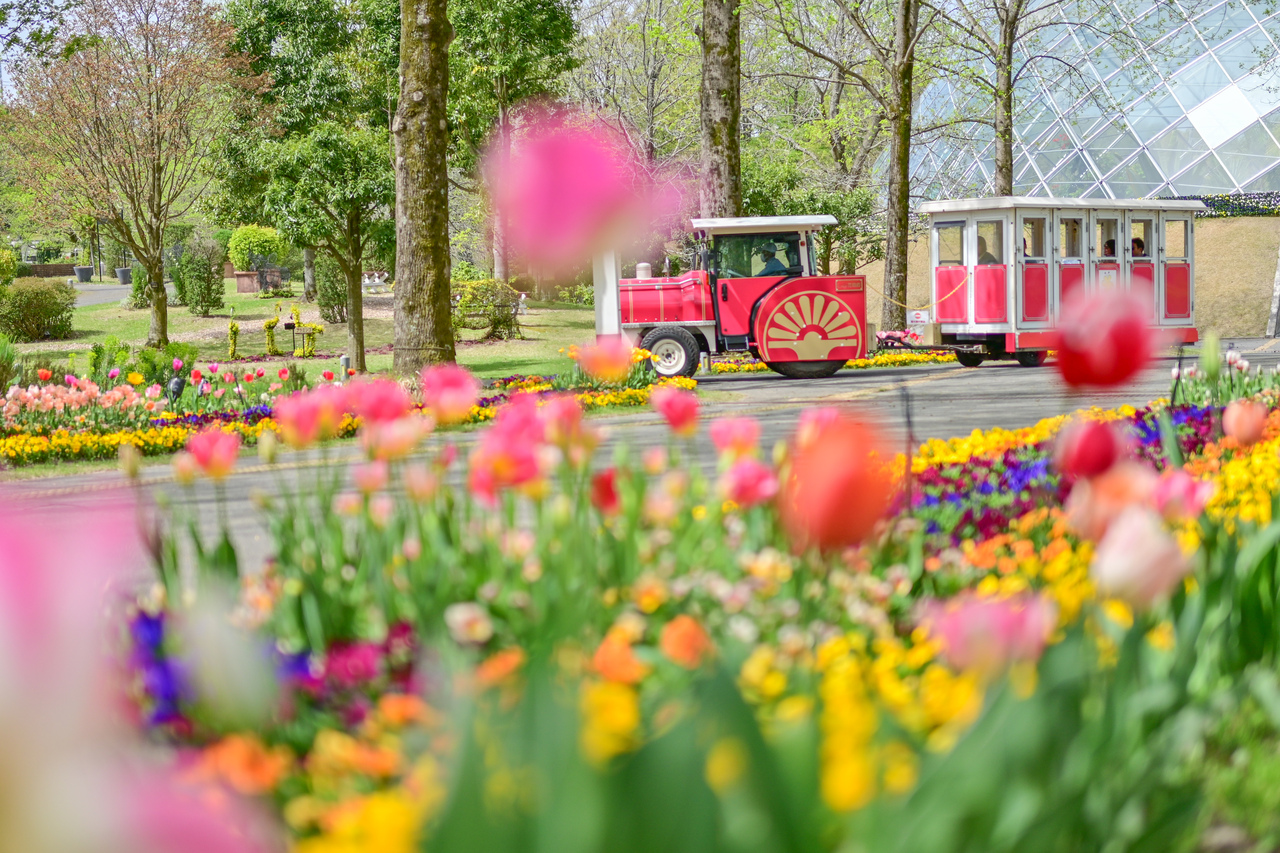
{"left": 13, "top": 262, "right": 31, "bottom": 278}
{"left": 315, "top": 254, "right": 348, "bottom": 324}
{"left": 264, "top": 315, "right": 283, "bottom": 356}
{"left": 452, "top": 279, "right": 523, "bottom": 340}
{"left": 0, "top": 248, "right": 16, "bottom": 286}
{"left": 228, "top": 225, "right": 286, "bottom": 271}
{"left": 0, "top": 277, "right": 75, "bottom": 342}
{"left": 229, "top": 321, "right": 240, "bottom": 359}
{"left": 0, "top": 332, "right": 18, "bottom": 389}
{"left": 179, "top": 239, "right": 227, "bottom": 317}
{"left": 554, "top": 281, "right": 594, "bottom": 306}
{"left": 127, "top": 262, "right": 152, "bottom": 309}
{"left": 452, "top": 258, "right": 486, "bottom": 281}
{"left": 213, "top": 229, "right": 234, "bottom": 261}
{"left": 87, "top": 338, "right": 199, "bottom": 386}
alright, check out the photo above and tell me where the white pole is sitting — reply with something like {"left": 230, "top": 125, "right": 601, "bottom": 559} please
{"left": 592, "top": 249, "right": 622, "bottom": 339}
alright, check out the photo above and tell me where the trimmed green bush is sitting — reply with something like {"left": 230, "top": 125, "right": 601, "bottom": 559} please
{"left": 452, "top": 279, "right": 523, "bottom": 340}
{"left": 0, "top": 249, "right": 16, "bottom": 287}
{"left": 175, "top": 238, "right": 225, "bottom": 316}
{"left": 14, "top": 262, "right": 31, "bottom": 278}
{"left": 0, "top": 278, "right": 76, "bottom": 342}
{"left": 228, "top": 225, "right": 285, "bottom": 271}
{"left": 316, "top": 254, "right": 348, "bottom": 324}
{"left": 0, "top": 332, "right": 17, "bottom": 389}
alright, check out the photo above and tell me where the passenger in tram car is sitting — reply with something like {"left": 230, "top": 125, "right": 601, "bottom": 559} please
{"left": 1132, "top": 237, "right": 1147, "bottom": 257}
{"left": 977, "top": 237, "right": 999, "bottom": 265}
{"left": 1103, "top": 239, "right": 1116, "bottom": 257}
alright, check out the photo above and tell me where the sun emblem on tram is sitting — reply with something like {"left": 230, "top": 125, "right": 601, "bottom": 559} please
{"left": 763, "top": 291, "right": 861, "bottom": 360}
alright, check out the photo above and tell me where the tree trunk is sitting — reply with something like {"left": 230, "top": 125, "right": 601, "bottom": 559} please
{"left": 145, "top": 259, "right": 168, "bottom": 347}
{"left": 699, "top": 0, "right": 742, "bottom": 218}
{"left": 993, "top": 43, "right": 1015, "bottom": 196}
{"left": 492, "top": 96, "right": 509, "bottom": 282}
{"left": 303, "top": 246, "right": 317, "bottom": 302}
{"left": 880, "top": 0, "right": 918, "bottom": 333}
{"left": 344, "top": 261, "right": 367, "bottom": 373}
{"left": 393, "top": 0, "right": 456, "bottom": 373}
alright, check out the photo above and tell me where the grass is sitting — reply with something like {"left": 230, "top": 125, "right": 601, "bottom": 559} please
{"left": 17, "top": 282, "right": 596, "bottom": 380}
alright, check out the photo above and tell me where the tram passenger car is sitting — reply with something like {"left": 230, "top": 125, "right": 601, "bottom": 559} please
{"left": 920, "top": 197, "right": 1204, "bottom": 367}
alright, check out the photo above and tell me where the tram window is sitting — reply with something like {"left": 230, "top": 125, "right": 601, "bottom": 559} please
{"left": 977, "top": 220, "right": 1004, "bottom": 264}
{"left": 1059, "top": 219, "right": 1083, "bottom": 259}
{"left": 713, "top": 233, "right": 803, "bottom": 277}
{"left": 1165, "top": 219, "right": 1188, "bottom": 259}
{"left": 1130, "top": 218, "right": 1153, "bottom": 258}
{"left": 1096, "top": 219, "right": 1119, "bottom": 258}
{"left": 937, "top": 223, "right": 964, "bottom": 266}
{"left": 1022, "top": 218, "right": 1047, "bottom": 259}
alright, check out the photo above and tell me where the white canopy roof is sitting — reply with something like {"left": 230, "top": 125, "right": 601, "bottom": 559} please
{"left": 919, "top": 196, "right": 1207, "bottom": 215}
{"left": 690, "top": 215, "right": 838, "bottom": 236}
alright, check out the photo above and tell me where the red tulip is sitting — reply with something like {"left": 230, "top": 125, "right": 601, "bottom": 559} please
{"left": 591, "top": 468, "right": 621, "bottom": 515}
{"left": 278, "top": 368, "right": 289, "bottom": 381}
{"left": 37, "top": 368, "right": 52, "bottom": 382}
{"left": 780, "top": 413, "right": 893, "bottom": 551}
{"left": 243, "top": 372, "right": 255, "bottom": 383}
{"left": 1054, "top": 420, "right": 1126, "bottom": 479}
{"left": 1054, "top": 290, "right": 1153, "bottom": 388}
{"left": 322, "top": 370, "right": 335, "bottom": 382}
{"left": 1223, "top": 400, "right": 1268, "bottom": 447}
{"left": 650, "top": 386, "right": 699, "bottom": 437}
{"left": 190, "top": 369, "right": 203, "bottom": 383}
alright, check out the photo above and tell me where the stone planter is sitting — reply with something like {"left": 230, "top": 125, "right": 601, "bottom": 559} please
{"left": 234, "top": 270, "right": 260, "bottom": 293}
{"left": 223, "top": 260, "right": 235, "bottom": 279}
{"left": 115, "top": 267, "right": 132, "bottom": 286}
{"left": 74, "top": 266, "right": 93, "bottom": 283}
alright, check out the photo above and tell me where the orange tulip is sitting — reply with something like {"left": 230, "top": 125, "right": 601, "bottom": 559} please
{"left": 592, "top": 629, "right": 650, "bottom": 684}
{"left": 660, "top": 615, "right": 713, "bottom": 669}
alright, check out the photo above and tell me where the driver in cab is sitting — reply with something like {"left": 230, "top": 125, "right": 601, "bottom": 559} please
{"left": 756, "top": 243, "right": 789, "bottom": 276}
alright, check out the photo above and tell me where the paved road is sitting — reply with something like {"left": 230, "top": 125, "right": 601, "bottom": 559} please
{"left": 7, "top": 338, "right": 1280, "bottom": 570}
{"left": 75, "top": 283, "right": 130, "bottom": 306}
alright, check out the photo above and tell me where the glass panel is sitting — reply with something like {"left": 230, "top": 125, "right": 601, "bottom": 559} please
{"left": 1104, "top": 63, "right": 1153, "bottom": 108}
{"left": 1107, "top": 151, "right": 1166, "bottom": 183}
{"left": 1148, "top": 119, "right": 1211, "bottom": 176}
{"left": 1238, "top": 70, "right": 1280, "bottom": 116}
{"left": 1087, "top": 124, "right": 1143, "bottom": 174}
{"left": 1031, "top": 122, "right": 1077, "bottom": 175}
{"left": 1150, "top": 26, "right": 1206, "bottom": 75}
{"left": 1170, "top": 153, "right": 1236, "bottom": 193}
{"left": 1213, "top": 26, "right": 1274, "bottom": 79}
{"left": 1060, "top": 218, "right": 1084, "bottom": 258}
{"left": 1019, "top": 107, "right": 1055, "bottom": 145}
{"left": 1127, "top": 90, "right": 1186, "bottom": 141}
{"left": 1096, "top": 218, "right": 1120, "bottom": 258}
{"left": 1089, "top": 43, "right": 1124, "bottom": 78}
{"left": 1263, "top": 105, "right": 1280, "bottom": 141}
{"left": 1022, "top": 218, "right": 1047, "bottom": 259}
{"left": 1195, "top": 0, "right": 1258, "bottom": 42}
{"left": 1065, "top": 98, "right": 1107, "bottom": 139}
{"left": 977, "top": 221, "right": 1005, "bottom": 264}
{"left": 937, "top": 224, "right": 964, "bottom": 266}
{"left": 1080, "top": 183, "right": 1113, "bottom": 198}
{"left": 1130, "top": 219, "right": 1155, "bottom": 257}
{"left": 1245, "top": 162, "right": 1280, "bottom": 190}
{"left": 1168, "top": 56, "right": 1232, "bottom": 110}
{"left": 1216, "top": 121, "right": 1280, "bottom": 182}
{"left": 1165, "top": 220, "right": 1188, "bottom": 258}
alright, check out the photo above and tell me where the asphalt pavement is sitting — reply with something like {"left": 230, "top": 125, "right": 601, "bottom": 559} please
{"left": 75, "top": 283, "right": 131, "bottom": 306}
{"left": 7, "top": 337, "right": 1280, "bottom": 571}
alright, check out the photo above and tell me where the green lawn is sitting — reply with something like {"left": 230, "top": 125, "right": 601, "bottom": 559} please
{"left": 17, "top": 282, "right": 596, "bottom": 380}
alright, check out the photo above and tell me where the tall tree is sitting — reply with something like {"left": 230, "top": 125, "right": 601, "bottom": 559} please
{"left": 7, "top": 0, "right": 249, "bottom": 347}
{"left": 393, "top": 0, "right": 456, "bottom": 371}
{"left": 699, "top": 0, "right": 743, "bottom": 217}
{"left": 448, "top": 0, "right": 577, "bottom": 279}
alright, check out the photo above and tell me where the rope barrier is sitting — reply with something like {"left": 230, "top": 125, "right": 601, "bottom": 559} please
{"left": 859, "top": 272, "right": 968, "bottom": 312}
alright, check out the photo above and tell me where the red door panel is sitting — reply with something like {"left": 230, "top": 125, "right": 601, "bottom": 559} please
{"left": 1164, "top": 263, "right": 1191, "bottom": 319}
{"left": 1130, "top": 262, "right": 1155, "bottom": 316}
{"left": 718, "top": 277, "right": 784, "bottom": 336}
{"left": 974, "top": 266, "right": 1008, "bottom": 324}
{"left": 1021, "top": 263, "right": 1049, "bottom": 322}
{"left": 754, "top": 282, "right": 865, "bottom": 363}
{"left": 935, "top": 266, "right": 967, "bottom": 323}
{"left": 1059, "top": 264, "right": 1084, "bottom": 310}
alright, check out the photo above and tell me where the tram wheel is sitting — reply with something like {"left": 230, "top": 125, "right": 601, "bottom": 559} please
{"left": 1015, "top": 350, "right": 1048, "bottom": 367}
{"left": 766, "top": 360, "right": 845, "bottom": 379}
{"left": 641, "top": 326, "right": 701, "bottom": 377}
{"left": 955, "top": 351, "right": 984, "bottom": 368}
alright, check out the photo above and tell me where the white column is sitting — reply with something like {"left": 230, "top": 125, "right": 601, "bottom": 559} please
{"left": 592, "top": 249, "right": 622, "bottom": 339}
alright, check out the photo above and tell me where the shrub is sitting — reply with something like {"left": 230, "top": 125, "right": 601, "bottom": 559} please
{"left": 0, "top": 332, "right": 17, "bottom": 389}
{"left": 316, "top": 254, "right": 348, "bottom": 324}
{"left": 0, "top": 278, "right": 76, "bottom": 342}
{"left": 14, "top": 262, "right": 31, "bottom": 278}
{"left": 213, "top": 229, "right": 233, "bottom": 262}
{"left": 0, "top": 249, "right": 16, "bottom": 287}
{"left": 126, "top": 262, "right": 153, "bottom": 309}
{"left": 452, "top": 279, "right": 523, "bottom": 340}
{"left": 176, "top": 238, "right": 225, "bottom": 316}
{"left": 228, "top": 225, "right": 285, "bottom": 271}
{"left": 554, "top": 281, "right": 595, "bottom": 306}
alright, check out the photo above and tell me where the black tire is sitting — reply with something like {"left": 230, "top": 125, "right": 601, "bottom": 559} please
{"left": 765, "top": 360, "right": 844, "bottom": 379}
{"left": 1015, "top": 350, "right": 1047, "bottom": 367}
{"left": 955, "top": 351, "right": 984, "bottom": 368}
{"left": 641, "top": 326, "right": 700, "bottom": 377}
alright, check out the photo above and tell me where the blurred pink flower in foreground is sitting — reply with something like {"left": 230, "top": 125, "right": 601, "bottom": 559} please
{"left": 921, "top": 592, "right": 1056, "bottom": 677}
{"left": 351, "top": 378, "right": 413, "bottom": 424}
{"left": 1153, "top": 469, "right": 1215, "bottom": 521}
{"left": 718, "top": 457, "right": 778, "bottom": 507}
{"left": 420, "top": 364, "right": 480, "bottom": 425}
{"left": 710, "top": 417, "right": 761, "bottom": 460}
{"left": 186, "top": 428, "right": 241, "bottom": 481}
{"left": 1091, "top": 506, "right": 1190, "bottom": 609}
{"left": 0, "top": 493, "right": 278, "bottom": 852}
{"left": 650, "top": 386, "right": 699, "bottom": 437}
{"left": 577, "top": 337, "right": 633, "bottom": 384}
{"left": 487, "top": 108, "right": 669, "bottom": 274}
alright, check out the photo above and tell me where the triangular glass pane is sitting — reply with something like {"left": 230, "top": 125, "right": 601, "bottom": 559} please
{"left": 1215, "top": 121, "right": 1280, "bottom": 182}
{"left": 1148, "top": 119, "right": 1211, "bottom": 176}
{"left": 1168, "top": 56, "right": 1232, "bottom": 110}
{"left": 1263, "top": 105, "right": 1280, "bottom": 140}
{"left": 1065, "top": 98, "right": 1107, "bottom": 139}
{"left": 1170, "top": 154, "right": 1236, "bottom": 193}
{"left": 1127, "top": 89, "right": 1189, "bottom": 141}
{"left": 1149, "top": 26, "right": 1207, "bottom": 75}
{"left": 1080, "top": 183, "right": 1113, "bottom": 199}
{"left": 1029, "top": 122, "right": 1077, "bottom": 175}
{"left": 1086, "top": 124, "right": 1143, "bottom": 175}
{"left": 1106, "top": 153, "right": 1166, "bottom": 199}
{"left": 1104, "top": 63, "right": 1154, "bottom": 109}
{"left": 1213, "top": 25, "right": 1274, "bottom": 79}
{"left": 1244, "top": 162, "right": 1280, "bottom": 191}
{"left": 1195, "top": 1, "right": 1258, "bottom": 43}
{"left": 1046, "top": 153, "right": 1098, "bottom": 196}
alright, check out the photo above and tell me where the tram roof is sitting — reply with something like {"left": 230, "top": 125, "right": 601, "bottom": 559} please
{"left": 690, "top": 215, "right": 838, "bottom": 236}
{"left": 919, "top": 196, "right": 1207, "bottom": 215}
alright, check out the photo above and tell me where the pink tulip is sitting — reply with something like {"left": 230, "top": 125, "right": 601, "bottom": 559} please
{"left": 650, "top": 385, "right": 699, "bottom": 437}
{"left": 420, "top": 363, "right": 480, "bottom": 425}
{"left": 172, "top": 358, "right": 183, "bottom": 371}
{"left": 273, "top": 385, "right": 349, "bottom": 449}
{"left": 540, "top": 394, "right": 598, "bottom": 462}
{"left": 1054, "top": 290, "right": 1154, "bottom": 388}
{"left": 1090, "top": 506, "right": 1190, "bottom": 608}
{"left": 710, "top": 417, "right": 761, "bottom": 459}
{"left": 352, "top": 378, "right": 413, "bottom": 424}
{"left": 360, "top": 416, "right": 431, "bottom": 461}
{"left": 1054, "top": 420, "right": 1126, "bottom": 479}
{"left": 108, "top": 368, "right": 121, "bottom": 380}
{"left": 795, "top": 406, "right": 841, "bottom": 450}
{"left": 1223, "top": 400, "right": 1268, "bottom": 447}
{"left": 351, "top": 459, "right": 390, "bottom": 494}
{"left": 368, "top": 494, "right": 395, "bottom": 528}
{"left": 1152, "top": 469, "right": 1215, "bottom": 521}
{"left": 921, "top": 593, "right": 1056, "bottom": 676}
{"left": 578, "top": 337, "right": 633, "bottom": 384}
{"left": 1064, "top": 462, "right": 1157, "bottom": 542}
{"left": 718, "top": 457, "right": 779, "bottom": 507}
{"left": 65, "top": 374, "right": 77, "bottom": 386}
{"left": 185, "top": 428, "right": 241, "bottom": 480}
{"left": 404, "top": 464, "right": 438, "bottom": 503}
